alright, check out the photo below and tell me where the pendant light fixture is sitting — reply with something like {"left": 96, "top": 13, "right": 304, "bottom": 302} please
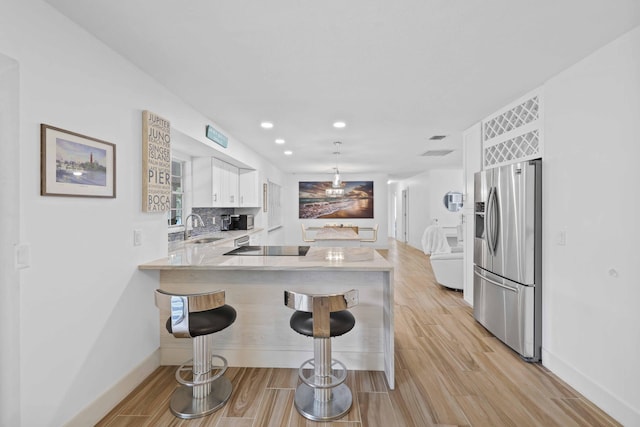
{"left": 326, "top": 141, "right": 344, "bottom": 197}
{"left": 332, "top": 141, "right": 342, "bottom": 188}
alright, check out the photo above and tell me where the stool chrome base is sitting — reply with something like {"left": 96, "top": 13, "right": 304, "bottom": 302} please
{"left": 169, "top": 376, "right": 233, "bottom": 419}
{"left": 294, "top": 382, "right": 353, "bottom": 421}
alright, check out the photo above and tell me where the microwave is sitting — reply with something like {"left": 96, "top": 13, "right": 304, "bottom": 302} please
{"left": 231, "top": 214, "right": 254, "bottom": 230}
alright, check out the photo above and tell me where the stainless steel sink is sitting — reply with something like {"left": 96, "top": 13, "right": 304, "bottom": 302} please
{"left": 189, "top": 237, "right": 225, "bottom": 244}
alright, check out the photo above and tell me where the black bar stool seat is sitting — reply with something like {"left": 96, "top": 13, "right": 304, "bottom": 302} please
{"left": 289, "top": 310, "right": 355, "bottom": 338}
{"left": 165, "top": 305, "right": 236, "bottom": 337}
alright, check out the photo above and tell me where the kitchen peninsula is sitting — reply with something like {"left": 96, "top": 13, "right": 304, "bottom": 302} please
{"left": 139, "top": 243, "right": 395, "bottom": 388}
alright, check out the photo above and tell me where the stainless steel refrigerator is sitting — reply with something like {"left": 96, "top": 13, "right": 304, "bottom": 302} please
{"left": 473, "top": 159, "right": 542, "bottom": 361}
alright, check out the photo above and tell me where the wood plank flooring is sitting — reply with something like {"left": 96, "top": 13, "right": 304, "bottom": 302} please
{"left": 97, "top": 239, "right": 620, "bottom": 426}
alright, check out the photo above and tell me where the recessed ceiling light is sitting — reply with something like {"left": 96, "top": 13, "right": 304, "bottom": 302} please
{"left": 284, "top": 150, "right": 293, "bottom": 156}
{"left": 333, "top": 121, "right": 346, "bottom": 129}
{"left": 260, "top": 121, "right": 274, "bottom": 129}
{"left": 275, "top": 138, "right": 285, "bottom": 144}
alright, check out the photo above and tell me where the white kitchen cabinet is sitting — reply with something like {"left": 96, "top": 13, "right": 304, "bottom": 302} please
{"left": 249, "top": 230, "right": 264, "bottom": 245}
{"left": 216, "top": 158, "right": 238, "bottom": 207}
{"left": 238, "top": 169, "right": 260, "bottom": 207}
{"left": 192, "top": 157, "right": 239, "bottom": 207}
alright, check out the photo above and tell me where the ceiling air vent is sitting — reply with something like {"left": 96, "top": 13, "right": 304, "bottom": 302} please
{"left": 421, "top": 149, "right": 454, "bottom": 157}
{"left": 428, "top": 135, "right": 447, "bottom": 140}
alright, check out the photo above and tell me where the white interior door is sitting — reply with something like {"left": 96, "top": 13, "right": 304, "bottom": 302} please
{"left": 393, "top": 192, "right": 397, "bottom": 239}
{"left": 402, "top": 189, "right": 408, "bottom": 243}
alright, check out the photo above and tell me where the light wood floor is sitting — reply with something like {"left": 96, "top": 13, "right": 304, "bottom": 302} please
{"left": 97, "top": 239, "right": 620, "bottom": 427}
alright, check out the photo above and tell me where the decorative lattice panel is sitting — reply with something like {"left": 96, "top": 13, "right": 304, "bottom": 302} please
{"left": 484, "top": 130, "right": 540, "bottom": 166}
{"left": 483, "top": 96, "right": 539, "bottom": 142}
{"left": 482, "top": 91, "right": 542, "bottom": 168}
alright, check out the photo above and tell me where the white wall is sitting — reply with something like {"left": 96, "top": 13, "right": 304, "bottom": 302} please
{"left": 461, "top": 123, "right": 482, "bottom": 305}
{"left": 283, "top": 173, "right": 388, "bottom": 249}
{"left": 0, "top": 53, "right": 20, "bottom": 427}
{"left": 0, "top": 1, "right": 282, "bottom": 425}
{"left": 393, "top": 169, "right": 463, "bottom": 251}
{"left": 541, "top": 25, "right": 640, "bottom": 426}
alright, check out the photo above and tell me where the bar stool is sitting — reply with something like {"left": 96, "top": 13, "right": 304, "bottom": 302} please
{"left": 284, "top": 289, "right": 359, "bottom": 421}
{"left": 155, "top": 289, "right": 236, "bottom": 419}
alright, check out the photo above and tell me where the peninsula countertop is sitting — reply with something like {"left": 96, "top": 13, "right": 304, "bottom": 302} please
{"left": 139, "top": 244, "right": 393, "bottom": 272}
{"left": 140, "top": 241, "right": 395, "bottom": 388}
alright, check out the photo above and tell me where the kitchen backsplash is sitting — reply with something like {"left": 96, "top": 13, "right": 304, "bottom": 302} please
{"left": 168, "top": 207, "right": 234, "bottom": 242}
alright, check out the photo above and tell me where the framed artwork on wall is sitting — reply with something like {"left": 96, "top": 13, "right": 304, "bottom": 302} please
{"left": 40, "top": 124, "right": 116, "bottom": 198}
{"left": 299, "top": 181, "right": 374, "bottom": 219}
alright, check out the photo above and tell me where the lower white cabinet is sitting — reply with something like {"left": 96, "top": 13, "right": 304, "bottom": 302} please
{"left": 249, "top": 230, "right": 264, "bottom": 245}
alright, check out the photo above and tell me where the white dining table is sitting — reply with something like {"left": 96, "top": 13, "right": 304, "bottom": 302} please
{"left": 313, "top": 227, "right": 361, "bottom": 247}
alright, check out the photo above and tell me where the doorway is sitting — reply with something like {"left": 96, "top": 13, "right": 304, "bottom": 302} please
{"left": 402, "top": 189, "right": 408, "bottom": 243}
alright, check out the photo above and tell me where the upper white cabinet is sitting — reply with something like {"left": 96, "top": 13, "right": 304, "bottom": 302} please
{"left": 192, "top": 157, "right": 259, "bottom": 208}
{"left": 238, "top": 169, "right": 260, "bottom": 207}
{"left": 215, "top": 158, "right": 239, "bottom": 207}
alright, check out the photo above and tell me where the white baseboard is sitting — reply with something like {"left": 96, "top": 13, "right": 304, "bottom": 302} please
{"left": 542, "top": 348, "right": 639, "bottom": 427}
{"left": 64, "top": 350, "right": 161, "bottom": 427}
{"left": 160, "top": 346, "right": 384, "bottom": 371}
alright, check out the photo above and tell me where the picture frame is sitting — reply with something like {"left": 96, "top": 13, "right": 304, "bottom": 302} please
{"left": 41, "top": 124, "right": 116, "bottom": 198}
{"left": 298, "top": 181, "right": 374, "bottom": 219}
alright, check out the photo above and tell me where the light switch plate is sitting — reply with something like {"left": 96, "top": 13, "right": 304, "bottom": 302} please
{"left": 15, "top": 243, "right": 30, "bottom": 269}
{"left": 133, "top": 229, "right": 142, "bottom": 246}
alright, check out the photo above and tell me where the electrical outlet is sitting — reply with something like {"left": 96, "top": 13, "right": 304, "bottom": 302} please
{"left": 133, "top": 229, "right": 142, "bottom": 246}
{"left": 212, "top": 217, "right": 216, "bottom": 225}
{"left": 556, "top": 230, "right": 566, "bottom": 246}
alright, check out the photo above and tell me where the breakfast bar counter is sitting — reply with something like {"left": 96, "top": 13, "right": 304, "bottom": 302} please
{"left": 139, "top": 245, "right": 395, "bottom": 388}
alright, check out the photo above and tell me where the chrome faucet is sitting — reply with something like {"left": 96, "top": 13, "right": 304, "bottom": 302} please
{"left": 183, "top": 213, "right": 205, "bottom": 241}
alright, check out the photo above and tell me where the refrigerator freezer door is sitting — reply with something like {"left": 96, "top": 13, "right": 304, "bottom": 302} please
{"left": 491, "top": 162, "right": 537, "bottom": 286}
{"left": 473, "top": 170, "right": 492, "bottom": 271}
{"left": 473, "top": 266, "right": 538, "bottom": 360}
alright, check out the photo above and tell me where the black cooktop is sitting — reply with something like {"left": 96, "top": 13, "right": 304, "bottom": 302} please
{"left": 223, "top": 245, "right": 310, "bottom": 256}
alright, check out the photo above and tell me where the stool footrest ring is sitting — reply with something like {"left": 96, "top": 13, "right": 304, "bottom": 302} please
{"left": 175, "top": 354, "right": 228, "bottom": 387}
{"left": 298, "top": 358, "right": 348, "bottom": 389}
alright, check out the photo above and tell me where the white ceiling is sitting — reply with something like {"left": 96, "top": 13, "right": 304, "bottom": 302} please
{"left": 44, "top": 0, "right": 640, "bottom": 179}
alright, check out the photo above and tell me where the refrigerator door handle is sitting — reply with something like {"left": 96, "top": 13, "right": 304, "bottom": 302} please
{"left": 486, "top": 186, "right": 499, "bottom": 256}
{"left": 485, "top": 187, "right": 494, "bottom": 256}
{"left": 474, "top": 268, "right": 518, "bottom": 292}
{"left": 489, "top": 186, "right": 499, "bottom": 255}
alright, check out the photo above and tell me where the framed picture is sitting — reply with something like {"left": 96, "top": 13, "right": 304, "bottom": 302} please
{"left": 41, "top": 124, "right": 116, "bottom": 198}
{"left": 299, "top": 181, "right": 374, "bottom": 219}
